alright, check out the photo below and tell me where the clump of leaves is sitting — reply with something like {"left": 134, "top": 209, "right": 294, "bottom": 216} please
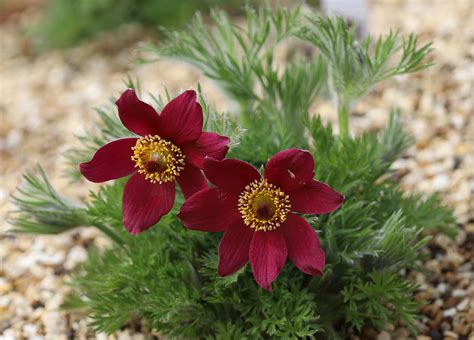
{"left": 11, "top": 6, "right": 456, "bottom": 338}
{"left": 31, "top": 0, "right": 248, "bottom": 50}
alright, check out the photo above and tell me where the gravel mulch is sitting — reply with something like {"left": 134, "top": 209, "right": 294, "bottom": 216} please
{"left": 1, "top": 1, "right": 472, "bottom": 339}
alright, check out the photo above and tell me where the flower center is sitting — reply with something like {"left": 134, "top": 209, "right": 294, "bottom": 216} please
{"left": 238, "top": 179, "right": 291, "bottom": 231}
{"left": 131, "top": 135, "right": 185, "bottom": 183}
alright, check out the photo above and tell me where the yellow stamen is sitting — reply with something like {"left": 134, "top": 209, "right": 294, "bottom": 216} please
{"left": 238, "top": 179, "right": 291, "bottom": 231}
{"left": 131, "top": 135, "right": 185, "bottom": 184}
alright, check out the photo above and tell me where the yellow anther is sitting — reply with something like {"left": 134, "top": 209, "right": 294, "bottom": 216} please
{"left": 238, "top": 179, "right": 291, "bottom": 231}
{"left": 131, "top": 135, "right": 185, "bottom": 184}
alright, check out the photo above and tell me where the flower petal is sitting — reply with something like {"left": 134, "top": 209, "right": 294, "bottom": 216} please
{"left": 290, "top": 180, "right": 344, "bottom": 214}
{"left": 204, "top": 158, "right": 261, "bottom": 194}
{"left": 123, "top": 173, "right": 175, "bottom": 234}
{"left": 181, "top": 132, "right": 230, "bottom": 168}
{"left": 218, "top": 220, "right": 254, "bottom": 276}
{"left": 176, "top": 162, "right": 208, "bottom": 199}
{"left": 249, "top": 230, "right": 287, "bottom": 291}
{"left": 159, "top": 90, "right": 203, "bottom": 144}
{"left": 79, "top": 138, "right": 137, "bottom": 183}
{"left": 116, "top": 89, "right": 161, "bottom": 136}
{"left": 264, "top": 148, "right": 315, "bottom": 191}
{"left": 281, "top": 214, "right": 325, "bottom": 276}
{"left": 179, "top": 188, "right": 240, "bottom": 232}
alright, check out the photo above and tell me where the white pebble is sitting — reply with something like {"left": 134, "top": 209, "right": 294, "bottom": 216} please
{"left": 456, "top": 298, "right": 469, "bottom": 311}
{"left": 443, "top": 307, "right": 457, "bottom": 317}
{"left": 22, "top": 324, "right": 40, "bottom": 338}
{"left": 452, "top": 289, "right": 467, "bottom": 297}
{"left": 436, "top": 282, "right": 448, "bottom": 294}
{"left": 432, "top": 174, "right": 450, "bottom": 191}
{"left": 1, "top": 328, "right": 17, "bottom": 340}
{"left": 64, "top": 246, "right": 88, "bottom": 270}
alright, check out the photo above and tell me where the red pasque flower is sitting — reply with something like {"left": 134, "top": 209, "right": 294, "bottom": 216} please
{"left": 178, "top": 148, "right": 344, "bottom": 290}
{"left": 80, "top": 89, "right": 230, "bottom": 234}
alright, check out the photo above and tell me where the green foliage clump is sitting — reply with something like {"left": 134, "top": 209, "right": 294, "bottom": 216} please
{"left": 32, "top": 0, "right": 246, "bottom": 49}
{"left": 11, "top": 6, "right": 457, "bottom": 338}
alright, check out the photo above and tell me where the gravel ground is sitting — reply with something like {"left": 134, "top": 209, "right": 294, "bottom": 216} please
{"left": 1, "top": 1, "right": 473, "bottom": 339}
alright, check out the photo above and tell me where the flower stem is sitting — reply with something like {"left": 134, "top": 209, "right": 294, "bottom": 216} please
{"left": 95, "top": 223, "right": 125, "bottom": 246}
{"left": 337, "top": 97, "right": 350, "bottom": 138}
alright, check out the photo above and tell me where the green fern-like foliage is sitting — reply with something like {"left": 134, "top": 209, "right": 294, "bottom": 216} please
{"left": 11, "top": 6, "right": 456, "bottom": 338}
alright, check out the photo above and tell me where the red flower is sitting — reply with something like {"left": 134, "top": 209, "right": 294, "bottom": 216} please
{"left": 178, "top": 149, "right": 344, "bottom": 291}
{"left": 80, "top": 89, "right": 230, "bottom": 234}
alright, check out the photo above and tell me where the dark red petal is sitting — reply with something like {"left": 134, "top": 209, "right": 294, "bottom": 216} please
{"left": 181, "top": 132, "right": 230, "bottom": 169}
{"left": 79, "top": 138, "right": 137, "bottom": 183}
{"left": 176, "top": 162, "right": 208, "bottom": 199}
{"left": 264, "top": 148, "right": 315, "bottom": 191}
{"left": 281, "top": 214, "right": 325, "bottom": 276}
{"left": 179, "top": 188, "right": 240, "bottom": 232}
{"left": 290, "top": 180, "right": 344, "bottom": 214}
{"left": 116, "top": 89, "right": 161, "bottom": 136}
{"left": 218, "top": 220, "right": 254, "bottom": 276}
{"left": 122, "top": 173, "right": 175, "bottom": 234}
{"left": 159, "top": 90, "right": 203, "bottom": 144}
{"left": 249, "top": 230, "right": 288, "bottom": 291}
{"left": 204, "top": 158, "right": 261, "bottom": 194}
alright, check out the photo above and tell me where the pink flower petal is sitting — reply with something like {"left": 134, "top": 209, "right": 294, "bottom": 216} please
{"left": 281, "top": 214, "right": 325, "bottom": 276}
{"left": 79, "top": 138, "right": 137, "bottom": 183}
{"left": 181, "top": 132, "right": 230, "bottom": 168}
{"left": 264, "top": 148, "right": 315, "bottom": 192}
{"left": 159, "top": 90, "right": 203, "bottom": 144}
{"left": 218, "top": 220, "right": 254, "bottom": 276}
{"left": 290, "top": 180, "right": 344, "bottom": 214}
{"left": 116, "top": 89, "right": 161, "bottom": 136}
{"left": 179, "top": 188, "right": 240, "bottom": 232}
{"left": 122, "top": 173, "right": 175, "bottom": 234}
{"left": 249, "top": 230, "right": 287, "bottom": 291}
{"left": 176, "top": 162, "right": 208, "bottom": 199}
{"left": 204, "top": 158, "right": 261, "bottom": 194}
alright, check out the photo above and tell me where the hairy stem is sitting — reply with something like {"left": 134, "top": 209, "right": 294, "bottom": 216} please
{"left": 337, "top": 97, "right": 350, "bottom": 138}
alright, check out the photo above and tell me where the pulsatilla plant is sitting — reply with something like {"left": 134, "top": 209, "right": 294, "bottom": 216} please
{"left": 10, "top": 6, "right": 456, "bottom": 338}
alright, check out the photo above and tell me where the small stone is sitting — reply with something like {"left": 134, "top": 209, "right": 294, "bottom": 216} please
{"left": 64, "top": 245, "right": 88, "bottom": 270}
{"left": 376, "top": 331, "right": 391, "bottom": 340}
{"left": 456, "top": 298, "right": 469, "bottom": 311}
{"left": 436, "top": 282, "right": 448, "bottom": 294}
{"left": 451, "top": 289, "right": 467, "bottom": 297}
{"left": 1, "top": 328, "right": 17, "bottom": 340}
{"left": 22, "top": 323, "right": 39, "bottom": 338}
{"left": 425, "top": 259, "right": 441, "bottom": 273}
{"left": 443, "top": 307, "right": 457, "bottom": 317}
{"left": 393, "top": 328, "right": 409, "bottom": 338}
{"left": 465, "top": 224, "right": 474, "bottom": 233}
{"left": 96, "top": 333, "right": 109, "bottom": 340}
{"left": 434, "top": 234, "right": 452, "bottom": 250}
{"left": 443, "top": 330, "right": 459, "bottom": 339}
{"left": 445, "top": 251, "right": 464, "bottom": 268}
{"left": 432, "top": 174, "right": 450, "bottom": 191}
{"left": 0, "top": 277, "right": 13, "bottom": 295}
{"left": 416, "top": 336, "right": 431, "bottom": 340}
{"left": 118, "top": 330, "right": 133, "bottom": 340}
{"left": 41, "top": 311, "right": 67, "bottom": 337}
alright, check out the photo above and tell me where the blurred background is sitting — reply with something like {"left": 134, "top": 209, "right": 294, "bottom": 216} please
{"left": 1, "top": 0, "right": 473, "bottom": 338}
